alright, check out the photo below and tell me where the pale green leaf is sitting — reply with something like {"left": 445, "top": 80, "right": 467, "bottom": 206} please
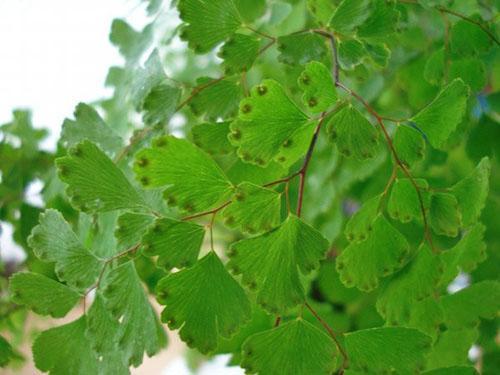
{"left": 188, "top": 77, "right": 242, "bottom": 120}
{"left": 329, "top": 0, "right": 371, "bottom": 33}
{"left": 142, "top": 218, "right": 205, "bottom": 269}
{"left": 102, "top": 262, "right": 167, "bottom": 366}
{"left": 450, "top": 19, "right": 492, "bottom": 57}
{"left": 222, "top": 182, "right": 281, "bottom": 234}
{"left": 429, "top": 192, "right": 461, "bottom": 237}
{"left": 377, "top": 244, "right": 443, "bottom": 325}
{"left": 241, "top": 319, "right": 338, "bottom": 374}
{"left": 130, "top": 51, "right": 180, "bottom": 125}
{"left": 56, "top": 140, "right": 146, "bottom": 213}
{"left": 229, "top": 79, "right": 310, "bottom": 167}
{"left": 364, "top": 42, "right": 391, "bottom": 67}
{"left": 33, "top": 317, "right": 98, "bottom": 375}
{"left": 143, "top": 83, "right": 181, "bottom": 126}
{"left": 357, "top": 0, "right": 400, "bottom": 40}
{"left": 86, "top": 296, "right": 129, "bottom": 375}
{"left": 156, "top": 251, "right": 251, "bottom": 354}
{"left": 178, "top": 0, "right": 241, "bottom": 53}
{"left": 298, "top": 61, "right": 337, "bottom": 113}
{"left": 344, "top": 194, "right": 381, "bottom": 242}
{"left": 426, "top": 328, "right": 479, "bottom": 370}
{"left": 115, "top": 212, "right": 155, "bottom": 250}
{"left": 277, "top": 33, "right": 327, "bottom": 65}
{"left": 28, "top": 209, "right": 101, "bottom": 289}
{"left": 338, "top": 39, "right": 366, "bottom": 70}
{"left": 337, "top": 214, "right": 410, "bottom": 291}
{"left": 411, "top": 79, "right": 469, "bottom": 149}
{"left": 9, "top": 272, "right": 80, "bottom": 318}
{"left": 61, "top": 103, "right": 122, "bottom": 154}
{"left": 388, "top": 178, "right": 429, "bottom": 223}
{"left": 134, "top": 135, "right": 234, "bottom": 213}
{"left": 110, "top": 19, "right": 153, "bottom": 62}
{"left": 233, "top": 0, "right": 266, "bottom": 22}
{"left": 227, "top": 215, "right": 328, "bottom": 313}
{"left": 307, "top": 0, "right": 336, "bottom": 25}
{"left": 440, "top": 280, "right": 500, "bottom": 329}
{"left": 451, "top": 157, "right": 490, "bottom": 227}
{"left": 219, "top": 33, "right": 260, "bottom": 74}
{"left": 393, "top": 125, "right": 426, "bottom": 167}
{"left": 345, "top": 327, "right": 432, "bottom": 373}
{"left": 191, "top": 122, "right": 233, "bottom": 155}
{"left": 328, "top": 104, "right": 380, "bottom": 159}
{"left": 440, "top": 223, "right": 487, "bottom": 287}
{"left": 449, "top": 58, "right": 487, "bottom": 92}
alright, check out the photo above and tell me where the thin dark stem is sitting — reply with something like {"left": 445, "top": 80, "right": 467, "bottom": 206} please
{"left": 245, "top": 25, "right": 276, "bottom": 41}
{"left": 83, "top": 243, "right": 140, "bottom": 313}
{"left": 336, "top": 78, "right": 435, "bottom": 251}
{"left": 181, "top": 201, "right": 232, "bottom": 221}
{"left": 435, "top": 6, "right": 500, "bottom": 46}
{"left": 274, "top": 316, "right": 281, "bottom": 327}
{"left": 296, "top": 116, "right": 325, "bottom": 217}
{"left": 176, "top": 77, "right": 225, "bottom": 112}
{"left": 258, "top": 39, "right": 276, "bottom": 55}
{"left": 313, "top": 30, "right": 340, "bottom": 83}
{"left": 305, "top": 302, "right": 348, "bottom": 372}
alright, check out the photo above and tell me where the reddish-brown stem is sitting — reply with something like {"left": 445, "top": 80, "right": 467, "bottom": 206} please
{"left": 83, "top": 243, "right": 141, "bottom": 313}
{"left": 274, "top": 316, "right": 281, "bottom": 327}
{"left": 259, "top": 39, "right": 276, "bottom": 55}
{"left": 296, "top": 116, "right": 325, "bottom": 217}
{"left": 181, "top": 201, "right": 232, "bottom": 221}
{"left": 435, "top": 6, "right": 500, "bottom": 46}
{"left": 305, "top": 302, "right": 348, "bottom": 372}
{"left": 335, "top": 82, "right": 435, "bottom": 252}
{"left": 245, "top": 25, "right": 276, "bottom": 41}
{"left": 285, "top": 181, "right": 291, "bottom": 214}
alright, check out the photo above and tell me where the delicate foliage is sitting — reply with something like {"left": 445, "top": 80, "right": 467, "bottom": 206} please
{"left": 57, "top": 141, "right": 146, "bottom": 212}
{"left": 156, "top": 252, "right": 251, "bottom": 354}
{"left": 229, "top": 79, "right": 310, "bottom": 167}
{"left": 134, "top": 135, "right": 234, "bottom": 212}
{"left": 228, "top": 215, "right": 329, "bottom": 313}
{"left": 4, "top": 0, "right": 500, "bottom": 373}
{"left": 337, "top": 215, "right": 410, "bottom": 291}
{"left": 142, "top": 218, "right": 205, "bottom": 269}
{"left": 411, "top": 79, "right": 469, "bottom": 149}
{"left": 28, "top": 209, "right": 101, "bottom": 289}
{"left": 178, "top": 0, "right": 241, "bottom": 53}
{"left": 328, "top": 105, "right": 379, "bottom": 159}
{"left": 241, "top": 319, "right": 338, "bottom": 374}
{"left": 345, "top": 327, "right": 432, "bottom": 373}
{"left": 9, "top": 272, "right": 80, "bottom": 318}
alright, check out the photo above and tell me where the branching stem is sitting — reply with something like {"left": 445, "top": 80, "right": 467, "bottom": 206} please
{"left": 83, "top": 243, "right": 141, "bottom": 313}
{"left": 305, "top": 302, "right": 348, "bottom": 372}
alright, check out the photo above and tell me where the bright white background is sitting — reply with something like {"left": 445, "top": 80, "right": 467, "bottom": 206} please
{"left": 0, "top": 0, "right": 242, "bottom": 373}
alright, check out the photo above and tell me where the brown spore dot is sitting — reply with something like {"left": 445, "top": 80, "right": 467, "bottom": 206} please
{"left": 70, "top": 146, "right": 83, "bottom": 157}
{"left": 140, "top": 176, "right": 150, "bottom": 186}
{"left": 301, "top": 74, "right": 310, "bottom": 85}
{"left": 230, "top": 129, "right": 241, "bottom": 140}
{"left": 137, "top": 157, "right": 149, "bottom": 167}
{"left": 257, "top": 85, "right": 267, "bottom": 95}
{"left": 241, "top": 103, "right": 252, "bottom": 114}
{"left": 308, "top": 97, "right": 318, "bottom": 107}
{"left": 154, "top": 137, "right": 168, "bottom": 147}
